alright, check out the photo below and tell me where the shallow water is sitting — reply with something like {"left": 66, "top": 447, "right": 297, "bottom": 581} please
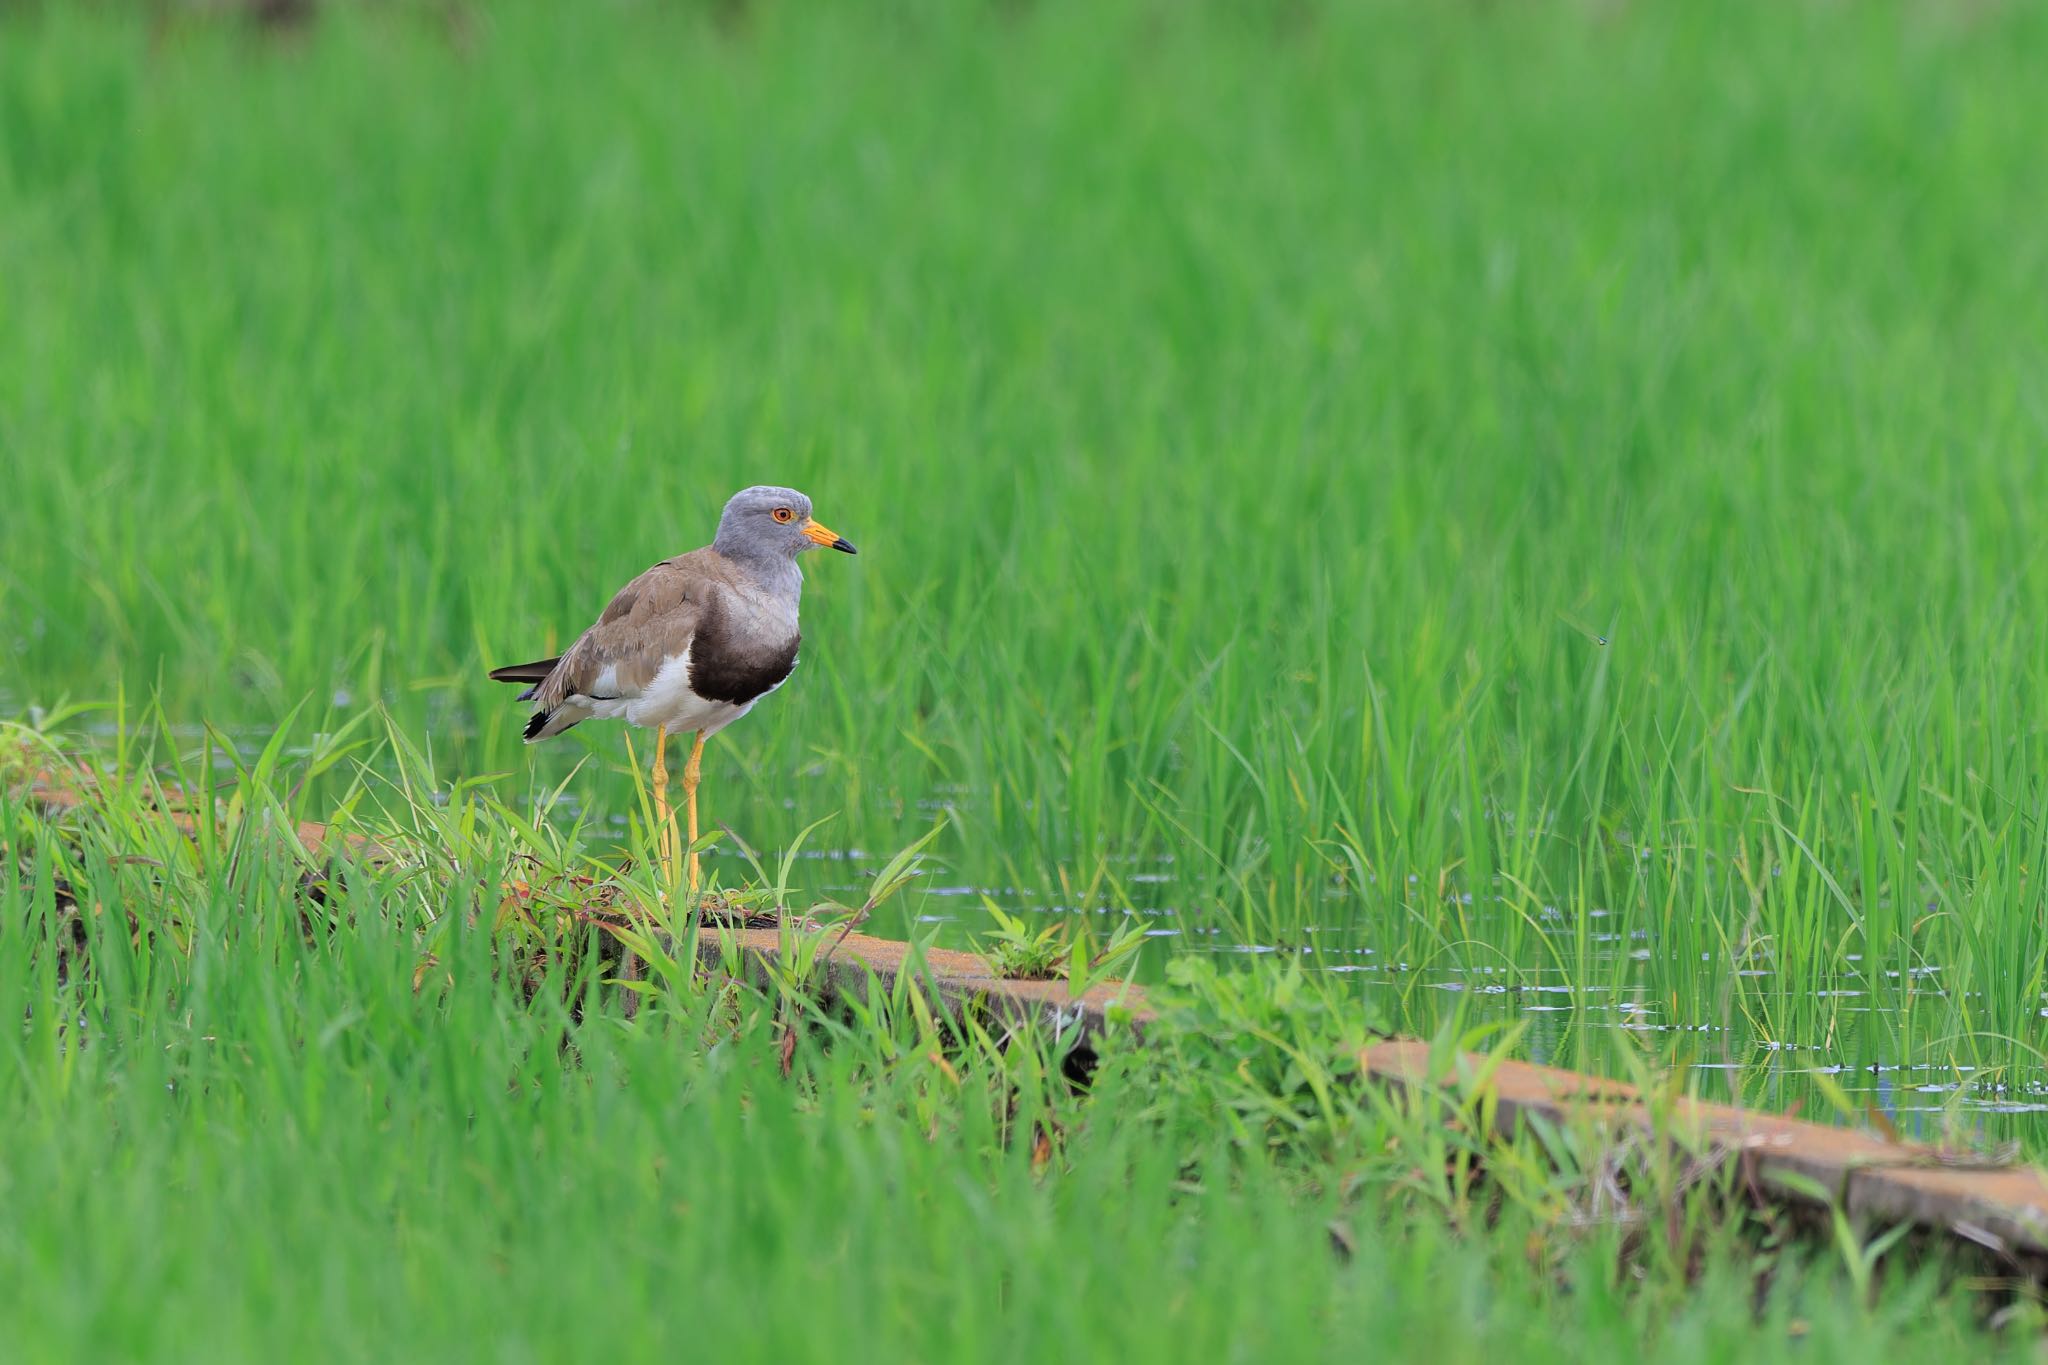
{"left": 15, "top": 711, "right": 2039, "bottom": 1148}
{"left": 858, "top": 847, "right": 2045, "bottom": 1143}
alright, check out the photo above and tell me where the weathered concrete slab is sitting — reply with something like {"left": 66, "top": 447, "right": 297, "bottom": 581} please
{"left": 22, "top": 766, "right": 395, "bottom": 866}
{"left": 22, "top": 765, "right": 1152, "bottom": 1039}
{"left": 693, "top": 924, "right": 1154, "bottom": 1042}
{"left": 30, "top": 757, "right": 2048, "bottom": 1259}
{"left": 1363, "top": 1041, "right": 2048, "bottom": 1259}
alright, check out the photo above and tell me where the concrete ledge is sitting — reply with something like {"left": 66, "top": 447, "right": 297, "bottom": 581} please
{"left": 28, "top": 758, "right": 2048, "bottom": 1260}
{"left": 21, "top": 765, "right": 395, "bottom": 866}
{"left": 692, "top": 925, "right": 1153, "bottom": 1041}
{"left": 21, "top": 765, "right": 1152, "bottom": 1039}
{"left": 1363, "top": 1041, "right": 2048, "bottom": 1260}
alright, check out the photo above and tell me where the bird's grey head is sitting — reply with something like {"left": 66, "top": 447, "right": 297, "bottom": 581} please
{"left": 712, "top": 485, "right": 858, "bottom": 565}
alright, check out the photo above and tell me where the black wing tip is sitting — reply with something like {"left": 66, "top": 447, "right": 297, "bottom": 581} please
{"left": 523, "top": 707, "right": 583, "bottom": 742}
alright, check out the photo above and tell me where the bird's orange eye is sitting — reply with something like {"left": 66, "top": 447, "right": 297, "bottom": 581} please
{"left": 772, "top": 507, "right": 795, "bottom": 524}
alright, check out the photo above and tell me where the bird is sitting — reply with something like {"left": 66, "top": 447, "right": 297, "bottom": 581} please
{"left": 488, "top": 485, "right": 857, "bottom": 891}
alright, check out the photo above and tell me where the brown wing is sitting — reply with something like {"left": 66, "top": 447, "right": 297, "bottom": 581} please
{"left": 528, "top": 550, "right": 738, "bottom": 712}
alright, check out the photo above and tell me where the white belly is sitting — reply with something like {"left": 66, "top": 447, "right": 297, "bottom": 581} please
{"left": 591, "top": 649, "right": 754, "bottom": 736}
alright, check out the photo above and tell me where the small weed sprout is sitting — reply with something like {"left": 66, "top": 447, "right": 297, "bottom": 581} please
{"left": 975, "top": 903, "right": 1068, "bottom": 981}
{"left": 973, "top": 900, "right": 1148, "bottom": 993}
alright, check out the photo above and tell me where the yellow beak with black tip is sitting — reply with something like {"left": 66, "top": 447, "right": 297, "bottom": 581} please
{"left": 803, "top": 519, "right": 858, "bottom": 554}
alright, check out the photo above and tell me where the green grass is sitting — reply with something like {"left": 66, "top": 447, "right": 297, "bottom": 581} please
{"left": 7, "top": 0, "right": 2048, "bottom": 1351}
{"left": 5, "top": 753, "right": 2035, "bottom": 1361}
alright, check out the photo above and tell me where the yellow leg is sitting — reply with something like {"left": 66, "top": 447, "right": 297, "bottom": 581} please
{"left": 650, "top": 725, "right": 675, "bottom": 888}
{"left": 683, "top": 729, "right": 707, "bottom": 891}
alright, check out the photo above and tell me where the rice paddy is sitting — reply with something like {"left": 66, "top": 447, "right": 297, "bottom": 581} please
{"left": 8, "top": 0, "right": 2048, "bottom": 1354}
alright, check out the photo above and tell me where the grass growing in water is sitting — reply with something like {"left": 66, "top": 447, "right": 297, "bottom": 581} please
{"left": 6, "top": 731, "right": 2039, "bottom": 1359}
{"left": 7, "top": 0, "right": 2048, "bottom": 1343}
{"left": 7, "top": 0, "right": 2047, "bottom": 1130}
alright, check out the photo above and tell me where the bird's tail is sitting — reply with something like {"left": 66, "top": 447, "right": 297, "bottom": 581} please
{"left": 488, "top": 657, "right": 560, "bottom": 702}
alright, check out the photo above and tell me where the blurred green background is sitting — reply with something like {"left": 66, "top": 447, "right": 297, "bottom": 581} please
{"left": 7, "top": 0, "right": 2048, "bottom": 1113}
